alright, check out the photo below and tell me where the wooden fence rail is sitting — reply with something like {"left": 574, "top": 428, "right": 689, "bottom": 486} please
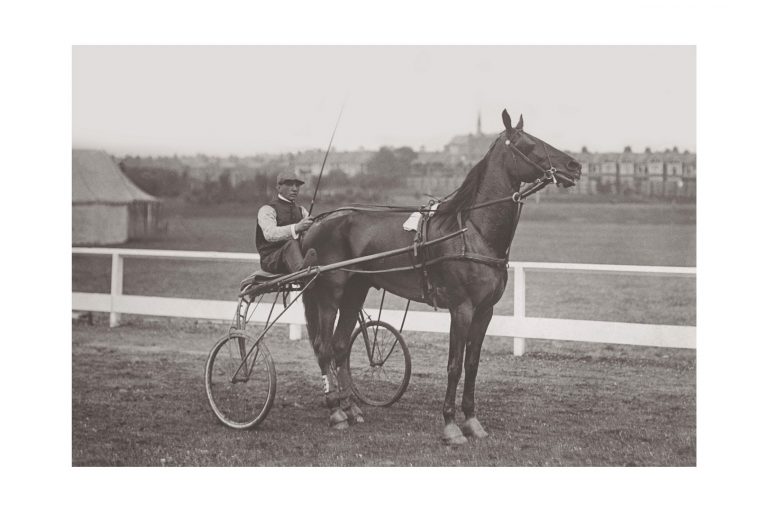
{"left": 72, "top": 248, "right": 696, "bottom": 355}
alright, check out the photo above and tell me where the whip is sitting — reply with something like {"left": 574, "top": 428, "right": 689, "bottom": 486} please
{"left": 308, "top": 100, "right": 346, "bottom": 216}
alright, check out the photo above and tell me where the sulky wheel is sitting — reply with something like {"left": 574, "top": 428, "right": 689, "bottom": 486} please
{"left": 346, "top": 320, "right": 411, "bottom": 407}
{"left": 205, "top": 331, "right": 276, "bottom": 429}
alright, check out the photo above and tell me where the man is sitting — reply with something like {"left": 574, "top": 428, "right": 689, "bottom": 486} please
{"left": 255, "top": 171, "right": 317, "bottom": 274}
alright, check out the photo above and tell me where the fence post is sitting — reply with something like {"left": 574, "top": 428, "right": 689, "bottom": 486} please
{"left": 110, "top": 252, "right": 124, "bottom": 328}
{"left": 289, "top": 291, "right": 302, "bottom": 340}
{"left": 513, "top": 264, "right": 526, "bottom": 356}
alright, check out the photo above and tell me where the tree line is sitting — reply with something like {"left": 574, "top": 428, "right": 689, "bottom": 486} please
{"left": 119, "top": 146, "right": 423, "bottom": 205}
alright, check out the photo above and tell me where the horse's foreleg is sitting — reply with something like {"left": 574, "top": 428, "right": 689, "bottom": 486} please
{"left": 442, "top": 303, "right": 472, "bottom": 445}
{"left": 460, "top": 305, "right": 493, "bottom": 439}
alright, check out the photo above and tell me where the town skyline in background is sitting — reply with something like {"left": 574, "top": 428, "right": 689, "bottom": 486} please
{"left": 110, "top": 112, "right": 696, "bottom": 202}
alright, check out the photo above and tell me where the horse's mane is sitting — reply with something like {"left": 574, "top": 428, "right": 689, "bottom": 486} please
{"left": 434, "top": 137, "right": 500, "bottom": 228}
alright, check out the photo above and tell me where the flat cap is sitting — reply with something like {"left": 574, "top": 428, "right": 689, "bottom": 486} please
{"left": 276, "top": 171, "right": 306, "bottom": 185}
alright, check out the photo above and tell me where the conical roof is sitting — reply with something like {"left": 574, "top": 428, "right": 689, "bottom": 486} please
{"left": 72, "top": 149, "right": 158, "bottom": 204}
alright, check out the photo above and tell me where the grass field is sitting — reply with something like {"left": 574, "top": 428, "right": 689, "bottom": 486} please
{"left": 72, "top": 319, "right": 695, "bottom": 466}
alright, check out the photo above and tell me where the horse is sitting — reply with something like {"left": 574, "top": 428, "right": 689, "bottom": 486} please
{"left": 300, "top": 109, "right": 582, "bottom": 445}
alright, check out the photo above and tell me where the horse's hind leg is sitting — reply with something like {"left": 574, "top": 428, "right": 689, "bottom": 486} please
{"left": 460, "top": 305, "right": 494, "bottom": 439}
{"left": 305, "top": 283, "right": 348, "bottom": 429}
{"left": 332, "top": 279, "right": 370, "bottom": 425}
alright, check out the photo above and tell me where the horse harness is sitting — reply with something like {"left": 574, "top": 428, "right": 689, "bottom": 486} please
{"left": 321, "top": 131, "right": 564, "bottom": 307}
{"left": 401, "top": 131, "right": 563, "bottom": 306}
{"left": 412, "top": 176, "right": 552, "bottom": 307}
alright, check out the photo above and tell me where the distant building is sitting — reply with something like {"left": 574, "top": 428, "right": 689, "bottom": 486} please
{"left": 572, "top": 147, "right": 597, "bottom": 194}
{"left": 681, "top": 150, "right": 697, "bottom": 197}
{"left": 443, "top": 113, "right": 497, "bottom": 167}
{"left": 73, "top": 149, "right": 163, "bottom": 245}
{"left": 292, "top": 149, "right": 375, "bottom": 178}
{"left": 617, "top": 146, "right": 637, "bottom": 194}
{"left": 406, "top": 150, "right": 467, "bottom": 196}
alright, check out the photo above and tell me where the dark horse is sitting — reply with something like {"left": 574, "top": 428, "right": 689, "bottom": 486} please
{"left": 301, "top": 110, "right": 582, "bottom": 444}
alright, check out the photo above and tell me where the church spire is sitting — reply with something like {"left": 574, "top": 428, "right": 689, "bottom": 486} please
{"left": 476, "top": 111, "right": 482, "bottom": 135}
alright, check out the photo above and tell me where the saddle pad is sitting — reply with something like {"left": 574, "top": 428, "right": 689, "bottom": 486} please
{"left": 403, "top": 212, "right": 421, "bottom": 232}
{"left": 402, "top": 202, "right": 440, "bottom": 232}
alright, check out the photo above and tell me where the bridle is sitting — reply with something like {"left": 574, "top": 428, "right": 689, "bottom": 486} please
{"left": 503, "top": 129, "right": 575, "bottom": 189}
{"left": 453, "top": 131, "right": 574, "bottom": 213}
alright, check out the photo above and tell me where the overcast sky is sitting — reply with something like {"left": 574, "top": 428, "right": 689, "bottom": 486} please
{"left": 73, "top": 46, "right": 695, "bottom": 156}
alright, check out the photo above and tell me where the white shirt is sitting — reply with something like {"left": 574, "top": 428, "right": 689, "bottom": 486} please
{"left": 257, "top": 194, "right": 309, "bottom": 242}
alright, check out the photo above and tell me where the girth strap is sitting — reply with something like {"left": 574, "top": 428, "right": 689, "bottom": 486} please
{"left": 416, "top": 206, "right": 438, "bottom": 308}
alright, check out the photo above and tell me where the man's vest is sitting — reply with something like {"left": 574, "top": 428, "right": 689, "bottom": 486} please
{"left": 255, "top": 198, "right": 304, "bottom": 261}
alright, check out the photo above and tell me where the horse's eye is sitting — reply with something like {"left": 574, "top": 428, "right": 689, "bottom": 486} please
{"left": 520, "top": 142, "right": 536, "bottom": 156}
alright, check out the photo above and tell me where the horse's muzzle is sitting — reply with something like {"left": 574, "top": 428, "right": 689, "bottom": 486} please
{"left": 554, "top": 170, "right": 578, "bottom": 187}
{"left": 555, "top": 161, "right": 581, "bottom": 187}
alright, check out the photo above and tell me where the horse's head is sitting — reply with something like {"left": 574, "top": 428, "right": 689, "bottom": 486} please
{"left": 496, "top": 109, "right": 581, "bottom": 187}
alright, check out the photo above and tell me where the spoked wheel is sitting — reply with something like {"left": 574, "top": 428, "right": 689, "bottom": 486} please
{"left": 205, "top": 331, "right": 276, "bottom": 429}
{"left": 346, "top": 320, "right": 411, "bottom": 407}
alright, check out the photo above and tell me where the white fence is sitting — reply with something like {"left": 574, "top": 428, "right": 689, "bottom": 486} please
{"left": 72, "top": 248, "right": 696, "bottom": 355}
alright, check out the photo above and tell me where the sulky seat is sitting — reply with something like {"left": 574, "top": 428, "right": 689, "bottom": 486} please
{"left": 239, "top": 270, "right": 285, "bottom": 292}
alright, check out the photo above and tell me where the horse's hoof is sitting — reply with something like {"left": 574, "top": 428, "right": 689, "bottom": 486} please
{"left": 347, "top": 413, "right": 364, "bottom": 425}
{"left": 462, "top": 417, "right": 489, "bottom": 439}
{"left": 331, "top": 420, "right": 349, "bottom": 430}
{"left": 344, "top": 403, "right": 365, "bottom": 424}
{"left": 442, "top": 423, "right": 468, "bottom": 446}
{"left": 329, "top": 408, "right": 348, "bottom": 429}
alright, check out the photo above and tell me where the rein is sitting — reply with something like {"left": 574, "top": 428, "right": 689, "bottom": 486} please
{"left": 311, "top": 172, "right": 554, "bottom": 221}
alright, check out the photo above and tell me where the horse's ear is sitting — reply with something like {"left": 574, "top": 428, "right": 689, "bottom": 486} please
{"left": 516, "top": 114, "right": 524, "bottom": 130}
{"left": 502, "top": 109, "right": 512, "bottom": 131}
